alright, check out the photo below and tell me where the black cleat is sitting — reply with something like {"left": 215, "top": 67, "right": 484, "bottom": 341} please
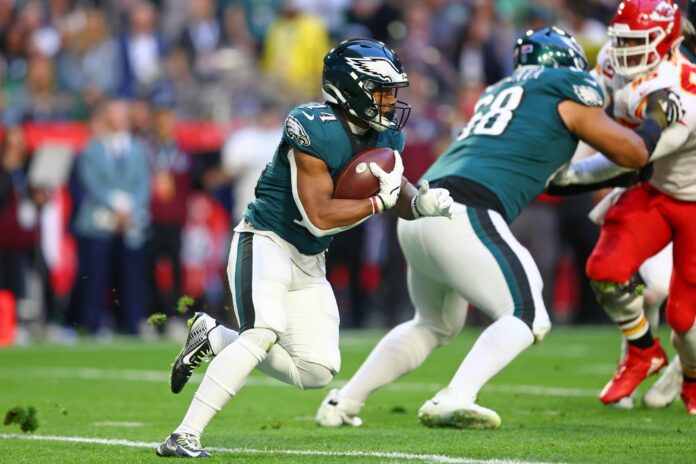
{"left": 156, "top": 433, "right": 211, "bottom": 458}
{"left": 170, "top": 312, "right": 219, "bottom": 394}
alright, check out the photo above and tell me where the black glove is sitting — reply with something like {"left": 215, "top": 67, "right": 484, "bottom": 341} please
{"left": 645, "top": 89, "right": 684, "bottom": 129}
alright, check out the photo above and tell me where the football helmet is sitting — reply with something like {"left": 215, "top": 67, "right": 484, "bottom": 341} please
{"left": 513, "top": 27, "right": 588, "bottom": 71}
{"left": 608, "top": 0, "right": 682, "bottom": 79}
{"left": 322, "top": 38, "right": 411, "bottom": 132}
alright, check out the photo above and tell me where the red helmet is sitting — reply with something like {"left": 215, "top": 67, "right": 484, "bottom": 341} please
{"left": 608, "top": 0, "right": 682, "bottom": 79}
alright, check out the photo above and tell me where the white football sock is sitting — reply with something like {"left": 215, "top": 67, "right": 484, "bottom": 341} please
{"left": 175, "top": 329, "right": 275, "bottom": 437}
{"left": 448, "top": 315, "right": 534, "bottom": 401}
{"left": 672, "top": 325, "right": 696, "bottom": 371}
{"left": 208, "top": 325, "right": 239, "bottom": 355}
{"left": 339, "top": 320, "right": 439, "bottom": 405}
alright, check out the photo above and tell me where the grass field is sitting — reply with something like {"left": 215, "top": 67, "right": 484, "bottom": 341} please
{"left": 1, "top": 326, "right": 694, "bottom": 463}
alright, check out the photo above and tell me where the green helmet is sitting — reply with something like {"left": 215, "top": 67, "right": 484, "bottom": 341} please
{"left": 513, "top": 27, "right": 588, "bottom": 71}
{"left": 322, "top": 38, "right": 411, "bottom": 132}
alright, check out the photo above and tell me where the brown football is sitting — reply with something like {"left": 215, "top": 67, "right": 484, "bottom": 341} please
{"left": 333, "top": 147, "right": 395, "bottom": 200}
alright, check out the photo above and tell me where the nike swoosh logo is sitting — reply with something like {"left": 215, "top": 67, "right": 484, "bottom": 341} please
{"left": 181, "top": 343, "right": 205, "bottom": 365}
{"left": 648, "top": 357, "right": 664, "bottom": 375}
{"left": 178, "top": 446, "right": 201, "bottom": 458}
{"left": 301, "top": 110, "right": 315, "bottom": 120}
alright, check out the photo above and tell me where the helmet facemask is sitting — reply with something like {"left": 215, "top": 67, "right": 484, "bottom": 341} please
{"left": 323, "top": 79, "right": 411, "bottom": 132}
{"left": 608, "top": 24, "right": 668, "bottom": 79}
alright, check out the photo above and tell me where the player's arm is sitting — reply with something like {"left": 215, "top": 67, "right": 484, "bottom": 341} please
{"left": 558, "top": 89, "right": 683, "bottom": 168}
{"left": 293, "top": 150, "right": 374, "bottom": 237}
{"left": 559, "top": 103, "right": 649, "bottom": 168}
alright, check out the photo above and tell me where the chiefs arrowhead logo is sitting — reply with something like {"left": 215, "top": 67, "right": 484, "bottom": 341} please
{"left": 650, "top": 1, "right": 676, "bottom": 22}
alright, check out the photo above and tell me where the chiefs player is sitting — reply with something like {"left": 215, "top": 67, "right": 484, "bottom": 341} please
{"left": 553, "top": 0, "right": 696, "bottom": 414}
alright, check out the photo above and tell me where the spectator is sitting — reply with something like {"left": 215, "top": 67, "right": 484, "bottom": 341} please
{"left": 219, "top": 100, "right": 283, "bottom": 224}
{"left": 73, "top": 98, "right": 151, "bottom": 337}
{"left": 260, "top": 0, "right": 330, "bottom": 102}
{"left": 1, "top": 22, "right": 31, "bottom": 114}
{"left": 221, "top": 0, "right": 282, "bottom": 46}
{"left": 4, "top": 54, "right": 77, "bottom": 125}
{"left": 119, "top": 1, "right": 167, "bottom": 98}
{"left": 342, "top": 0, "right": 402, "bottom": 43}
{"left": 57, "top": 7, "right": 120, "bottom": 114}
{"left": 145, "top": 92, "right": 192, "bottom": 322}
{"left": 451, "top": 2, "right": 506, "bottom": 88}
{"left": 0, "top": 127, "right": 44, "bottom": 307}
{"left": 177, "top": 0, "right": 224, "bottom": 80}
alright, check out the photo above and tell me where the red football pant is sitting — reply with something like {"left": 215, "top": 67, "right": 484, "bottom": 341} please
{"left": 587, "top": 184, "right": 696, "bottom": 333}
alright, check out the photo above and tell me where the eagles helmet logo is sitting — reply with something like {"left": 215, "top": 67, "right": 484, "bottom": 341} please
{"left": 345, "top": 57, "right": 408, "bottom": 83}
{"left": 573, "top": 84, "right": 603, "bottom": 107}
{"left": 285, "top": 115, "right": 310, "bottom": 147}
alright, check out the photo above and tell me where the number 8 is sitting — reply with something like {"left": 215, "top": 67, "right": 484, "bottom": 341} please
{"left": 458, "top": 86, "right": 524, "bottom": 140}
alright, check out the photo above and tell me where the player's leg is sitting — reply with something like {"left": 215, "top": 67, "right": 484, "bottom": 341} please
{"left": 418, "top": 207, "right": 549, "bottom": 429}
{"left": 586, "top": 185, "right": 671, "bottom": 404}
{"left": 169, "top": 312, "right": 239, "bottom": 394}
{"left": 638, "top": 244, "right": 682, "bottom": 409}
{"left": 615, "top": 244, "right": 673, "bottom": 409}
{"left": 257, "top": 277, "right": 340, "bottom": 390}
{"left": 664, "top": 209, "right": 696, "bottom": 414}
{"left": 317, "top": 217, "right": 467, "bottom": 426}
{"left": 158, "top": 232, "right": 290, "bottom": 457}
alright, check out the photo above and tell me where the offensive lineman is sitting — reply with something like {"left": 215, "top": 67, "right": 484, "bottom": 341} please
{"left": 315, "top": 27, "right": 683, "bottom": 430}
{"left": 550, "top": 0, "right": 696, "bottom": 414}
{"left": 155, "top": 39, "right": 454, "bottom": 458}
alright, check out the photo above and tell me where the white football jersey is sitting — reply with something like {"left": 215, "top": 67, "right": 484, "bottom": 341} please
{"left": 594, "top": 41, "right": 696, "bottom": 201}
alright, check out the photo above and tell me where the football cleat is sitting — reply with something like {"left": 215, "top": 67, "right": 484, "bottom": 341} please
{"left": 612, "top": 393, "right": 635, "bottom": 410}
{"left": 418, "top": 388, "right": 501, "bottom": 430}
{"left": 644, "top": 355, "right": 682, "bottom": 409}
{"left": 600, "top": 338, "right": 667, "bottom": 404}
{"left": 156, "top": 433, "right": 211, "bottom": 458}
{"left": 170, "top": 312, "right": 219, "bottom": 394}
{"left": 680, "top": 380, "right": 696, "bottom": 415}
{"left": 315, "top": 389, "right": 364, "bottom": 427}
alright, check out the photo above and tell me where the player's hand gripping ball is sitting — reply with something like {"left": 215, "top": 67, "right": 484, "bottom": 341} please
{"left": 333, "top": 147, "right": 397, "bottom": 200}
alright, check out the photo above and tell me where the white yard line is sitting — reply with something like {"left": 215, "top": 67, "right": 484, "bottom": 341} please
{"left": 1, "top": 366, "right": 598, "bottom": 398}
{"left": 0, "top": 433, "right": 557, "bottom": 464}
{"left": 93, "top": 421, "right": 144, "bottom": 427}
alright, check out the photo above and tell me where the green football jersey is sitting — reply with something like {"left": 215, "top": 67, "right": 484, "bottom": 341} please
{"left": 422, "top": 66, "right": 604, "bottom": 222}
{"left": 244, "top": 102, "right": 405, "bottom": 255}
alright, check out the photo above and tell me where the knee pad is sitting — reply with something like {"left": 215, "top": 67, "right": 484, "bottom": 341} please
{"left": 590, "top": 278, "right": 644, "bottom": 322}
{"left": 295, "top": 360, "right": 334, "bottom": 390}
{"left": 237, "top": 328, "right": 278, "bottom": 362}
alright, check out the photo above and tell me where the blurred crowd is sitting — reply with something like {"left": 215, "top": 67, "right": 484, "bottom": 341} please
{"left": 0, "top": 0, "right": 623, "bottom": 344}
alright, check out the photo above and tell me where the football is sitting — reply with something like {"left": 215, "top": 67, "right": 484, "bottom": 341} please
{"left": 333, "top": 147, "right": 395, "bottom": 199}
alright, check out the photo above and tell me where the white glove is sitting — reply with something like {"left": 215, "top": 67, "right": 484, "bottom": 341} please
{"left": 412, "top": 181, "right": 454, "bottom": 219}
{"left": 369, "top": 150, "right": 404, "bottom": 213}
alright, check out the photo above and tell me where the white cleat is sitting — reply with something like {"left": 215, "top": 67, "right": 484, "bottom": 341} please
{"left": 418, "top": 388, "right": 501, "bottom": 430}
{"left": 613, "top": 393, "right": 635, "bottom": 410}
{"left": 644, "top": 355, "right": 682, "bottom": 409}
{"left": 315, "top": 389, "right": 364, "bottom": 427}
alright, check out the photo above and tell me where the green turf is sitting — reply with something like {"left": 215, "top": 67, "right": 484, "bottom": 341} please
{"left": 0, "top": 326, "right": 694, "bottom": 463}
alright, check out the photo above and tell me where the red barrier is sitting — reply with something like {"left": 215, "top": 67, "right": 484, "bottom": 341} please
{"left": 0, "top": 121, "right": 231, "bottom": 154}
{"left": 0, "top": 290, "right": 17, "bottom": 347}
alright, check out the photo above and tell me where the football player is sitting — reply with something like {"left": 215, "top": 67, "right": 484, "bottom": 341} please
{"left": 550, "top": 0, "right": 696, "bottom": 414}
{"left": 315, "top": 27, "right": 682, "bottom": 430}
{"left": 156, "top": 38, "right": 455, "bottom": 458}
